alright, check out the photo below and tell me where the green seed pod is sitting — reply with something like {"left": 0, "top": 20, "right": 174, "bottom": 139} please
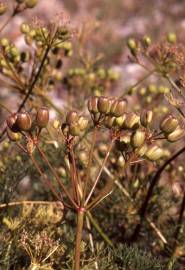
{"left": 110, "top": 99, "right": 127, "bottom": 117}
{"left": 167, "top": 32, "right": 176, "bottom": 44}
{"left": 36, "top": 107, "right": 49, "bottom": 128}
{"left": 0, "top": 38, "right": 9, "bottom": 47}
{"left": 78, "top": 116, "right": 88, "bottom": 131}
{"left": 16, "top": 112, "right": 32, "bottom": 131}
{"left": 69, "top": 123, "right": 81, "bottom": 136}
{"left": 127, "top": 38, "right": 137, "bottom": 50}
{"left": 7, "top": 127, "right": 21, "bottom": 141}
{"left": 66, "top": 111, "right": 79, "bottom": 125}
{"left": 79, "top": 151, "right": 88, "bottom": 166}
{"left": 58, "top": 167, "right": 67, "bottom": 178}
{"left": 10, "top": 46, "right": 19, "bottom": 57}
{"left": 88, "top": 96, "right": 99, "bottom": 114}
{"left": 20, "top": 23, "right": 30, "bottom": 34}
{"left": 115, "top": 114, "right": 126, "bottom": 127}
{"left": 104, "top": 116, "right": 116, "bottom": 129}
{"left": 131, "top": 129, "right": 145, "bottom": 148}
{"left": 160, "top": 115, "right": 179, "bottom": 133}
{"left": 140, "top": 109, "right": 153, "bottom": 127}
{"left": 148, "top": 84, "right": 157, "bottom": 93}
{"left": 145, "top": 145, "right": 164, "bottom": 161}
{"left": 25, "top": 0, "right": 38, "bottom": 8}
{"left": 124, "top": 112, "right": 140, "bottom": 129}
{"left": 117, "top": 155, "right": 125, "bottom": 168}
{"left": 0, "top": 2, "right": 7, "bottom": 15}
{"left": 98, "top": 143, "right": 108, "bottom": 157}
{"left": 167, "top": 127, "right": 184, "bottom": 142}
{"left": 142, "top": 35, "right": 152, "bottom": 47}
{"left": 137, "top": 143, "right": 148, "bottom": 157}
{"left": 97, "top": 96, "right": 112, "bottom": 114}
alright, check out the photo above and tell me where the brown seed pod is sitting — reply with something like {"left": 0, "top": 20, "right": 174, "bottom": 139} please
{"left": 160, "top": 115, "right": 179, "bottom": 134}
{"left": 145, "top": 145, "right": 164, "bottom": 161}
{"left": 167, "top": 127, "right": 185, "bottom": 142}
{"left": 97, "top": 96, "right": 112, "bottom": 114}
{"left": 66, "top": 111, "right": 79, "bottom": 125}
{"left": 88, "top": 96, "right": 99, "bottom": 114}
{"left": 110, "top": 99, "right": 127, "bottom": 117}
{"left": 140, "top": 109, "right": 153, "bottom": 127}
{"left": 16, "top": 111, "right": 32, "bottom": 131}
{"left": 6, "top": 113, "right": 20, "bottom": 133}
{"left": 36, "top": 107, "right": 49, "bottom": 128}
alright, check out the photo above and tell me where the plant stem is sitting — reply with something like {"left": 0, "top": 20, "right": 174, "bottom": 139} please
{"left": 36, "top": 145, "right": 78, "bottom": 209}
{"left": 87, "top": 211, "right": 113, "bottom": 247}
{"left": 83, "top": 127, "right": 97, "bottom": 202}
{"left": 18, "top": 45, "right": 50, "bottom": 112}
{"left": 120, "top": 69, "right": 156, "bottom": 98}
{"left": 84, "top": 139, "right": 114, "bottom": 206}
{"left": 74, "top": 209, "right": 85, "bottom": 270}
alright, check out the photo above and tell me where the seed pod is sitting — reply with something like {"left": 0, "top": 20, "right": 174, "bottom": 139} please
{"left": 69, "top": 123, "right": 81, "bottom": 136}
{"left": 137, "top": 143, "right": 148, "bottom": 157}
{"left": 145, "top": 145, "right": 164, "bottom": 161}
{"left": 160, "top": 115, "right": 179, "bottom": 133}
{"left": 117, "top": 155, "right": 125, "bottom": 168}
{"left": 0, "top": 38, "right": 9, "bottom": 47}
{"left": 78, "top": 116, "right": 88, "bottom": 131}
{"left": 98, "top": 143, "right": 108, "bottom": 157}
{"left": 167, "top": 127, "right": 185, "bottom": 142}
{"left": 53, "top": 120, "right": 60, "bottom": 129}
{"left": 36, "top": 107, "right": 49, "bottom": 128}
{"left": 0, "top": 2, "right": 7, "bottom": 15}
{"left": 115, "top": 115, "right": 126, "bottom": 127}
{"left": 124, "top": 112, "right": 140, "bottom": 129}
{"left": 66, "top": 111, "right": 79, "bottom": 125}
{"left": 131, "top": 129, "right": 145, "bottom": 148}
{"left": 6, "top": 113, "right": 19, "bottom": 132}
{"left": 25, "top": 0, "right": 38, "bottom": 8}
{"left": 140, "top": 109, "right": 153, "bottom": 127}
{"left": 167, "top": 32, "right": 176, "bottom": 44}
{"left": 110, "top": 99, "right": 127, "bottom": 117}
{"left": 104, "top": 116, "right": 116, "bottom": 129}
{"left": 116, "top": 133, "right": 131, "bottom": 151}
{"left": 142, "top": 35, "right": 152, "bottom": 47}
{"left": 7, "top": 127, "right": 21, "bottom": 141}
{"left": 16, "top": 112, "right": 32, "bottom": 131}
{"left": 127, "top": 38, "right": 137, "bottom": 50}
{"left": 20, "top": 23, "right": 30, "bottom": 34}
{"left": 97, "top": 96, "right": 112, "bottom": 114}
{"left": 87, "top": 96, "right": 99, "bottom": 114}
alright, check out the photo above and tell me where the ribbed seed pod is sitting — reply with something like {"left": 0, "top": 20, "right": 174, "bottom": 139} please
{"left": 131, "top": 129, "right": 145, "bottom": 148}
{"left": 66, "top": 111, "right": 79, "bottom": 125}
{"left": 16, "top": 112, "right": 32, "bottom": 131}
{"left": 110, "top": 99, "right": 127, "bottom": 117}
{"left": 137, "top": 143, "right": 148, "bottom": 157}
{"left": 140, "top": 109, "right": 153, "bottom": 127}
{"left": 87, "top": 96, "right": 99, "bottom": 114}
{"left": 124, "top": 113, "right": 140, "bottom": 129}
{"left": 36, "top": 107, "right": 49, "bottom": 128}
{"left": 69, "top": 123, "right": 81, "bottom": 136}
{"left": 160, "top": 115, "right": 179, "bottom": 133}
{"left": 104, "top": 116, "right": 116, "bottom": 129}
{"left": 78, "top": 116, "right": 88, "bottom": 131}
{"left": 115, "top": 115, "right": 126, "bottom": 127}
{"left": 97, "top": 96, "right": 111, "bottom": 114}
{"left": 167, "top": 127, "right": 185, "bottom": 142}
{"left": 145, "top": 145, "right": 164, "bottom": 161}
